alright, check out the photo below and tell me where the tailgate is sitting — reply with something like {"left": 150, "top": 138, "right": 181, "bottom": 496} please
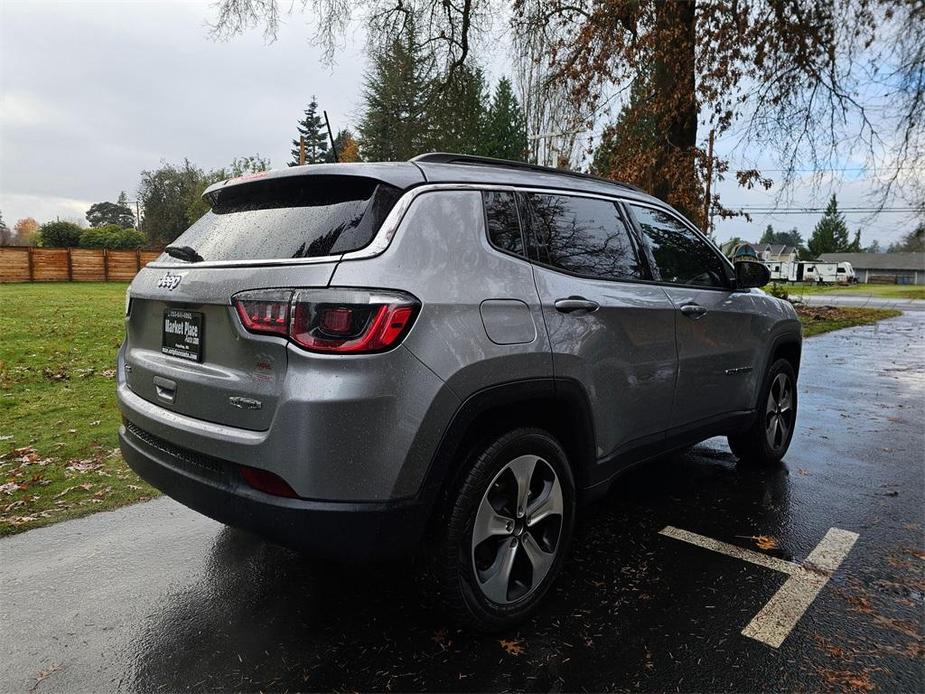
{"left": 124, "top": 263, "right": 337, "bottom": 431}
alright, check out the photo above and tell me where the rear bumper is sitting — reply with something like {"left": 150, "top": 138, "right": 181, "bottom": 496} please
{"left": 119, "top": 422, "right": 428, "bottom": 561}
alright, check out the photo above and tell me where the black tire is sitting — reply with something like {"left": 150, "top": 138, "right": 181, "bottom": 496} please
{"left": 437, "top": 427, "right": 576, "bottom": 631}
{"left": 728, "top": 358, "right": 798, "bottom": 466}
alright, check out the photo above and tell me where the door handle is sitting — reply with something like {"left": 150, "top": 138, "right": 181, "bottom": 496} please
{"left": 554, "top": 297, "right": 600, "bottom": 314}
{"left": 680, "top": 303, "right": 708, "bottom": 319}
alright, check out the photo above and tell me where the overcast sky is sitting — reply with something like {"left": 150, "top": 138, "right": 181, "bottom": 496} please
{"left": 1, "top": 0, "right": 919, "bottom": 247}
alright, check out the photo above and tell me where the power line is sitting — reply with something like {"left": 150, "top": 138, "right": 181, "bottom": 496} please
{"left": 727, "top": 207, "right": 919, "bottom": 214}
{"left": 730, "top": 166, "right": 924, "bottom": 173}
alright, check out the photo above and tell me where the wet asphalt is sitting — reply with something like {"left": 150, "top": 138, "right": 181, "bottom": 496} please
{"left": 2, "top": 313, "right": 924, "bottom": 693}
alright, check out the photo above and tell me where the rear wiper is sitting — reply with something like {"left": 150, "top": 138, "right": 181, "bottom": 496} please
{"left": 164, "top": 245, "right": 204, "bottom": 263}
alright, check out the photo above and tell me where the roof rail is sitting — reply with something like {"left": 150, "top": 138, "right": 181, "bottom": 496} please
{"left": 410, "top": 152, "right": 644, "bottom": 193}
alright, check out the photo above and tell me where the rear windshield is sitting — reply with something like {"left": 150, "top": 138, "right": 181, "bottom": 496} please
{"left": 162, "top": 176, "right": 403, "bottom": 262}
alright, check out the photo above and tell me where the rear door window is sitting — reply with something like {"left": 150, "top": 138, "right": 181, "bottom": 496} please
{"left": 522, "top": 193, "right": 643, "bottom": 281}
{"left": 164, "top": 176, "right": 402, "bottom": 262}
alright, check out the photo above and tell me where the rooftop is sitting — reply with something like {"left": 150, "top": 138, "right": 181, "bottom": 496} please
{"left": 818, "top": 252, "right": 925, "bottom": 271}
{"left": 203, "top": 153, "right": 661, "bottom": 206}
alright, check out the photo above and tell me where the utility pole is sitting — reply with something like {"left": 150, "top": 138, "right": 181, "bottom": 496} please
{"left": 702, "top": 129, "right": 715, "bottom": 236}
{"left": 299, "top": 136, "right": 306, "bottom": 166}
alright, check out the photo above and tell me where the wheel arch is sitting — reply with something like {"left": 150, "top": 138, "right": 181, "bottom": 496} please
{"left": 417, "top": 378, "right": 597, "bottom": 524}
{"left": 771, "top": 337, "right": 802, "bottom": 377}
{"left": 751, "top": 328, "right": 801, "bottom": 411}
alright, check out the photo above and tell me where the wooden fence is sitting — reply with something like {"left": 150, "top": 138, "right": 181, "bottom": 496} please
{"left": 0, "top": 247, "right": 162, "bottom": 283}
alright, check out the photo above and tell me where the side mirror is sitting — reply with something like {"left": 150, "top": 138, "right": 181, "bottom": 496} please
{"left": 735, "top": 260, "right": 771, "bottom": 289}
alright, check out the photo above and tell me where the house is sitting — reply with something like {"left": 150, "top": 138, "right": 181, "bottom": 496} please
{"left": 758, "top": 244, "right": 799, "bottom": 263}
{"left": 818, "top": 252, "right": 925, "bottom": 285}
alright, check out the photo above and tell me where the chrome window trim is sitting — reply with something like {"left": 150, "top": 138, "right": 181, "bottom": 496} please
{"left": 146, "top": 254, "right": 346, "bottom": 269}
{"left": 145, "top": 182, "right": 661, "bottom": 270}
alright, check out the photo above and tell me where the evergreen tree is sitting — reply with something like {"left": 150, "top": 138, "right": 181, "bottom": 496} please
{"left": 886, "top": 223, "right": 925, "bottom": 253}
{"left": 358, "top": 25, "right": 433, "bottom": 161}
{"left": 425, "top": 64, "right": 489, "bottom": 154}
{"left": 289, "top": 97, "right": 328, "bottom": 165}
{"left": 807, "top": 195, "right": 851, "bottom": 257}
{"left": 848, "top": 229, "right": 862, "bottom": 252}
{"left": 759, "top": 223, "right": 804, "bottom": 249}
{"left": 482, "top": 77, "right": 527, "bottom": 161}
{"left": 592, "top": 68, "right": 690, "bottom": 208}
{"left": 866, "top": 239, "right": 882, "bottom": 253}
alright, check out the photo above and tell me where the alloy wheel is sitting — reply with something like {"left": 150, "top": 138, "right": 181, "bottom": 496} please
{"left": 470, "top": 454, "right": 564, "bottom": 605}
{"left": 765, "top": 372, "right": 794, "bottom": 452}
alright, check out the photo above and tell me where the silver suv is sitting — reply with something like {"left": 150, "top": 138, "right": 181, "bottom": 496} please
{"left": 118, "top": 153, "right": 801, "bottom": 629}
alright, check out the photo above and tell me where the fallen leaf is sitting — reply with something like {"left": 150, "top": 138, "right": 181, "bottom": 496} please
{"left": 66, "top": 460, "right": 103, "bottom": 473}
{"left": 499, "top": 639, "right": 525, "bottom": 656}
{"left": 30, "top": 662, "right": 62, "bottom": 691}
{"left": 737, "top": 534, "right": 778, "bottom": 550}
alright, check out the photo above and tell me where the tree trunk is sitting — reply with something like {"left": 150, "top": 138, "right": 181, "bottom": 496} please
{"left": 651, "top": 0, "right": 699, "bottom": 220}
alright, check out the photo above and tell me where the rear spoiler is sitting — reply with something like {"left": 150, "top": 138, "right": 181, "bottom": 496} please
{"left": 201, "top": 162, "right": 426, "bottom": 207}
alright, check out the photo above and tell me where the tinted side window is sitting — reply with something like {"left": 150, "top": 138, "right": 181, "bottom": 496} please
{"left": 483, "top": 191, "right": 524, "bottom": 256}
{"left": 629, "top": 205, "right": 728, "bottom": 287}
{"left": 523, "top": 193, "right": 643, "bottom": 281}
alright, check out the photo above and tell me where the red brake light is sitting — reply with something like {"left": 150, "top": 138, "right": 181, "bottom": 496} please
{"left": 231, "top": 288, "right": 419, "bottom": 354}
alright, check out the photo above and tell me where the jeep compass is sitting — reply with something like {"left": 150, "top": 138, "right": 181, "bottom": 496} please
{"left": 118, "top": 153, "right": 801, "bottom": 629}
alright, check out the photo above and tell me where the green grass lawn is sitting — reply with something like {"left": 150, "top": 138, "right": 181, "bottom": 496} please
{"left": 786, "top": 283, "right": 925, "bottom": 300}
{"left": 794, "top": 305, "right": 903, "bottom": 337}
{"left": 0, "top": 282, "right": 908, "bottom": 536}
{"left": 0, "top": 282, "right": 156, "bottom": 535}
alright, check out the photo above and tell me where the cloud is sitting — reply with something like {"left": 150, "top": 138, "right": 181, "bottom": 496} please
{"left": 0, "top": 92, "right": 55, "bottom": 128}
{"left": 0, "top": 0, "right": 367, "bottom": 224}
{"left": 1, "top": 192, "right": 90, "bottom": 226}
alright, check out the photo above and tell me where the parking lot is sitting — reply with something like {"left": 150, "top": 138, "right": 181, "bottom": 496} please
{"left": 2, "top": 312, "right": 923, "bottom": 693}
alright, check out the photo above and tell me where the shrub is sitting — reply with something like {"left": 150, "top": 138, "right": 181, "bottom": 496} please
{"left": 109, "top": 228, "right": 146, "bottom": 250}
{"left": 79, "top": 226, "right": 146, "bottom": 250}
{"left": 38, "top": 221, "right": 83, "bottom": 248}
{"left": 79, "top": 225, "right": 120, "bottom": 248}
{"left": 767, "top": 282, "right": 790, "bottom": 302}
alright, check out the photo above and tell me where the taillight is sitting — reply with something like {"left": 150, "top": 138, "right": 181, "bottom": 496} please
{"left": 233, "top": 289, "right": 292, "bottom": 337}
{"left": 231, "top": 288, "right": 419, "bottom": 354}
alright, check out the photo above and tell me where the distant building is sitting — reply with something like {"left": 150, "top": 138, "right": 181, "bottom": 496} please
{"left": 818, "top": 252, "right": 925, "bottom": 285}
{"left": 758, "top": 244, "right": 799, "bottom": 263}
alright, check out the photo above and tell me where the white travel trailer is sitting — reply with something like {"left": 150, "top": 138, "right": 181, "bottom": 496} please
{"left": 766, "top": 261, "right": 795, "bottom": 282}
{"left": 835, "top": 262, "right": 856, "bottom": 284}
{"left": 790, "top": 261, "right": 856, "bottom": 284}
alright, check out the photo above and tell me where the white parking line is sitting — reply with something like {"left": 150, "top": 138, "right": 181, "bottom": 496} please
{"left": 658, "top": 525, "right": 799, "bottom": 573}
{"left": 659, "top": 525, "right": 859, "bottom": 648}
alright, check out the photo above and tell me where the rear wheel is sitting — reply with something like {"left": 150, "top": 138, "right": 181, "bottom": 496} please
{"left": 438, "top": 428, "right": 576, "bottom": 631}
{"left": 728, "top": 358, "right": 797, "bottom": 466}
